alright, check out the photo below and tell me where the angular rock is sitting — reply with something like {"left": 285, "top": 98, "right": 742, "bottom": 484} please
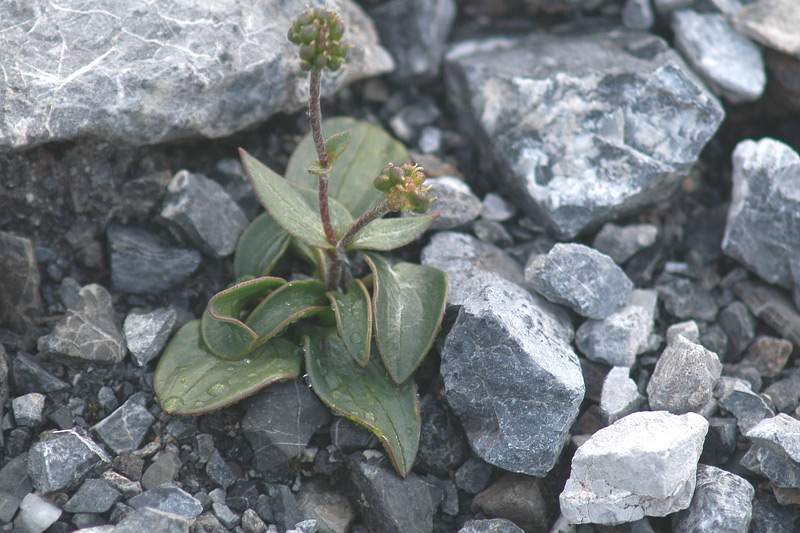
{"left": 16, "top": 493, "right": 62, "bottom": 533}
{"left": 656, "top": 273, "right": 718, "bottom": 321}
{"left": 0, "top": 0, "right": 393, "bottom": 152}
{"left": 444, "top": 30, "right": 724, "bottom": 238}
{"left": 718, "top": 301, "right": 755, "bottom": 361}
{"left": 734, "top": 280, "right": 800, "bottom": 347}
{"left": 241, "top": 508, "right": 268, "bottom": 533}
{"left": 329, "top": 417, "right": 376, "bottom": 453}
{"left": 441, "top": 280, "right": 583, "bottom": 475}
{"left": 114, "top": 507, "right": 192, "bottom": 533}
{"left": 266, "top": 484, "right": 305, "bottom": 532}
{"left": 212, "top": 502, "right": 239, "bottom": 529}
{"left": 108, "top": 225, "right": 201, "bottom": 294}
{"left": 672, "top": 464, "right": 754, "bottom": 533}
{"left": 242, "top": 379, "right": 331, "bottom": 476}
{"left": 123, "top": 307, "right": 179, "bottom": 367}
{"left": 92, "top": 397, "right": 155, "bottom": 454}
{"left": 206, "top": 449, "right": 237, "bottom": 490}
{"left": 740, "top": 335, "right": 792, "bottom": 378}
{"left": 732, "top": 0, "right": 800, "bottom": 59}
{"left": 102, "top": 470, "right": 142, "bottom": 500}
{"left": 415, "top": 393, "right": 470, "bottom": 475}
{"left": 0, "top": 231, "right": 43, "bottom": 332}
{"left": 161, "top": 170, "right": 248, "bottom": 258}
{"left": 423, "top": 176, "right": 483, "bottom": 230}
{"left": 454, "top": 457, "right": 493, "bottom": 495}
{"left": 527, "top": 243, "right": 634, "bottom": 319}
{"left": 12, "top": 392, "right": 46, "bottom": 427}
{"left": 600, "top": 366, "right": 645, "bottom": 425}
{"left": 0, "top": 453, "right": 34, "bottom": 524}
{"left": 592, "top": 223, "right": 658, "bottom": 265}
{"left": 296, "top": 478, "right": 356, "bottom": 533}
{"left": 458, "top": 519, "right": 524, "bottom": 533}
{"left": 345, "top": 452, "right": 435, "bottom": 533}
{"left": 763, "top": 371, "right": 800, "bottom": 413}
{"left": 10, "top": 352, "right": 69, "bottom": 395}
{"left": 672, "top": 10, "right": 765, "bottom": 103}
{"left": 471, "top": 473, "right": 547, "bottom": 533}
{"left": 716, "top": 377, "right": 775, "bottom": 434}
{"left": 63, "top": 479, "right": 122, "bottom": 514}
{"left": 481, "top": 193, "right": 516, "bottom": 222}
{"left": 559, "top": 411, "right": 709, "bottom": 525}
{"left": 141, "top": 447, "right": 183, "bottom": 490}
{"left": 666, "top": 320, "right": 699, "bottom": 345}
{"left": 647, "top": 335, "right": 722, "bottom": 414}
{"left": 746, "top": 414, "right": 800, "bottom": 489}
{"left": 421, "top": 231, "right": 526, "bottom": 308}
{"left": 750, "top": 495, "right": 800, "bottom": 533}
{"left": 37, "top": 283, "right": 126, "bottom": 365}
{"left": 722, "top": 139, "right": 800, "bottom": 289}
{"left": 622, "top": 0, "right": 655, "bottom": 30}
{"left": 576, "top": 289, "right": 657, "bottom": 367}
{"left": 27, "top": 429, "right": 112, "bottom": 494}
{"left": 700, "top": 417, "right": 738, "bottom": 466}
{"left": 128, "top": 483, "right": 203, "bottom": 519}
{"left": 369, "top": 0, "right": 456, "bottom": 83}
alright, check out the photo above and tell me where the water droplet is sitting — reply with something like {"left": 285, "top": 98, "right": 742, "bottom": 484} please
{"left": 363, "top": 412, "right": 376, "bottom": 423}
{"left": 194, "top": 400, "right": 204, "bottom": 407}
{"left": 179, "top": 376, "right": 187, "bottom": 385}
{"left": 162, "top": 396, "right": 184, "bottom": 413}
{"left": 357, "top": 351, "right": 366, "bottom": 360}
{"left": 207, "top": 382, "right": 227, "bottom": 396}
{"left": 244, "top": 358, "right": 251, "bottom": 364}
{"left": 247, "top": 372, "right": 258, "bottom": 378}
{"left": 349, "top": 332, "right": 361, "bottom": 344}
{"left": 302, "top": 374, "right": 313, "bottom": 387}
{"left": 226, "top": 365, "right": 236, "bottom": 372}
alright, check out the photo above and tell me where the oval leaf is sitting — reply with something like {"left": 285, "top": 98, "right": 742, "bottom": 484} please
{"left": 326, "top": 279, "right": 372, "bottom": 366}
{"left": 240, "top": 149, "right": 353, "bottom": 249}
{"left": 303, "top": 327, "right": 420, "bottom": 477}
{"left": 345, "top": 214, "right": 437, "bottom": 252}
{"left": 202, "top": 277, "right": 286, "bottom": 360}
{"left": 245, "top": 279, "right": 329, "bottom": 345}
{"left": 364, "top": 253, "right": 449, "bottom": 384}
{"left": 155, "top": 320, "right": 302, "bottom": 415}
{"left": 234, "top": 212, "right": 291, "bottom": 282}
{"left": 325, "top": 130, "right": 351, "bottom": 164}
{"left": 286, "top": 117, "right": 410, "bottom": 218}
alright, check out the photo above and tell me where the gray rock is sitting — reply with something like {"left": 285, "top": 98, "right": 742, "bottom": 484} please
{"left": 288, "top": 519, "right": 319, "bottom": 533}
{"left": 471, "top": 473, "right": 547, "bottom": 533}
{"left": 600, "top": 366, "right": 646, "bottom": 424}
{"left": 345, "top": 452, "right": 435, "bottom": 533}
{"left": 192, "top": 512, "right": 226, "bottom": 532}
{"left": 63, "top": 479, "right": 122, "bottom": 514}
{"left": 481, "top": 193, "right": 516, "bottom": 222}
{"left": 27, "top": 429, "right": 112, "bottom": 494}
{"left": 212, "top": 502, "right": 239, "bottom": 529}
{"left": 267, "top": 484, "right": 305, "bottom": 532}
{"left": 328, "top": 417, "right": 374, "bottom": 452}
{"left": 623, "top": 0, "right": 656, "bottom": 30}
{"left": 441, "top": 280, "right": 583, "bottom": 476}
{"left": 672, "top": 464, "right": 754, "bottom": 533}
{"left": 161, "top": 170, "right": 248, "bottom": 258}
{"left": 444, "top": 31, "right": 724, "bottom": 238}
{"left": 672, "top": 10, "right": 765, "bottom": 103}
{"left": 415, "top": 393, "right": 470, "bottom": 476}
{"left": 37, "top": 283, "right": 126, "bottom": 364}
{"left": 592, "top": 223, "right": 658, "bottom": 265}
{"left": 421, "top": 231, "right": 527, "bottom": 308}
{"left": 732, "top": 0, "right": 800, "bottom": 59}
{"left": 472, "top": 219, "right": 514, "bottom": 248}
{"left": 458, "top": 519, "right": 524, "bottom": 533}
{"left": 527, "top": 243, "right": 634, "bottom": 319}
{"left": 102, "top": 470, "right": 142, "bottom": 499}
{"left": 750, "top": 495, "right": 800, "bottom": 533}
{"left": 206, "top": 449, "right": 237, "bottom": 490}
{"left": 114, "top": 507, "right": 192, "bottom": 533}
{"left": 734, "top": 280, "right": 800, "bottom": 348}
{"left": 576, "top": 289, "right": 657, "bottom": 366}
{"left": 241, "top": 508, "right": 268, "bottom": 533}
{"left": 12, "top": 392, "right": 46, "bottom": 427}
{"left": 108, "top": 225, "right": 201, "bottom": 294}
{"left": 0, "top": 0, "right": 393, "bottom": 152}
{"left": 424, "top": 176, "right": 483, "bottom": 230}
{"left": 0, "top": 231, "right": 43, "bottom": 332}
{"left": 746, "top": 414, "right": 800, "bottom": 488}
{"left": 718, "top": 301, "right": 755, "bottom": 361}
{"left": 369, "top": 0, "right": 456, "bottom": 83}
{"left": 454, "top": 457, "right": 493, "bottom": 495}
{"left": 123, "top": 307, "right": 179, "bottom": 367}
{"left": 9, "top": 352, "right": 69, "bottom": 395}
{"left": 141, "top": 447, "right": 183, "bottom": 490}
{"left": 0, "top": 453, "right": 34, "bottom": 524}
{"left": 647, "top": 335, "right": 722, "bottom": 414}
{"left": 723, "top": 139, "right": 800, "bottom": 289}
{"left": 97, "top": 386, "right": 119, "bottom": 413}
{"left": 656, "top": 273, "right": 719, "bottom": 321}
{"left": 716, "top": 377, "right": 775, "bottom": 434}
{"left": 92, "top": 397, "right": 155, "bottom": 455}
{"left": 128, "top": 483, "right": 203, "bottom": 519}
{"left": 559, "top": 411, "right": 709, "bottom": 525}
{"left": 666, "top": 320, "right": 700, "bottom": 345}
{"left": 700, "top": 417, "right": 738, "bottom": 466}
{"left": 740, "top": 335, "right": 792, "bottom": 378}
{"left": 242, "top": 380, "right": 331, "bottom": 476}
{"left": 15, "top": 492, "right": 62, "bottom": 533}
{"left": 296, "top": 478, "right": 356, "bottom": 533}
{"left": 763, "top": 371, "right": 800, "bottom": 413}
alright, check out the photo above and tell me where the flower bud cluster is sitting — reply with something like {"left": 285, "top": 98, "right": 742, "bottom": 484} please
{"left": 374, "top": 164, "right": 435, "bottom": 214}
{"left": 287, "top": 7, "right": 350, "bottom": 72}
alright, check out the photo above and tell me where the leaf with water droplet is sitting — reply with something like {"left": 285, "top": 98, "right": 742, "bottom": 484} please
{"left": 326, "top": 278, "right": 371, "bottom": 366}
{"left": 303, "top": 327, "right": 420, "bottom": 478}
{"left": 245, "top": 279, "right": 329, "bottom": 345}
{"left": 234, "top": 212, "right": 291, "bottom": 282}
{"left": 154, "top": 320, "right": 302, "bottom": 415}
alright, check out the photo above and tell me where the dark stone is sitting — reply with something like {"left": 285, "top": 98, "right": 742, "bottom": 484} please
{"left": 329, "top": 416, "right": 377, "bottom": 453}
{"left": 717, "top": 378, "right": 775, "bottom": 434}
{"left": 454, "top": 457, "right": 493, "bottom": 495}
{"left": 745, "top": 414, "right": 800, "bottom": 489}
{"left": 656, "top": 273, "right": 719, "bottom": 322}
{"left": 225, "top": 480, "right": 260, "bottom": 513}
{"left": 10, "top": 352, "right": 68, "bottom": 395}
{"left": 672, "top": 464, "right": 754, "bottom": 533}
{"left": 4, "top": 427, "right": 32, "bottom": 458}
{"left": 0, "top": 231, "right": 43, "bottom": 332}
{"left": 739, "top": 336, "right": 792, "bottom": 378}
{"left": 114, "top": 507, "right": 192, "bottom": 533}
{"left": 296, "top": 477, "right": 356, "bottom": 533}
{"left": 63, "top": 479, "right": 121, "bottom": 513}
{"left": 27, "top": 429, "right": 112, "bottom": 494}
{"left": 267, "top": 484, "right": 304, "bottom": 533}
{"left": 734, "top": 280, "right": 800, "bottom": 347}
{"left": 763, "top": 370, "right": 800, "bottom": 413}
{"left": 141, "top": 447, "right": 183, "bottom": 490}
{"left": 128, "top": 483, "right": 203, "bottom": 519}
{"left": 206, "top": 449, "right": 237, "bottom": 490}
{"left": 92, "top": 396, "right": 155, "bottom": 454}
{"left": 700, "top": 417, "right": 738, "bottom": 466}
{"left": 0, "top": 453, "right": 34, "bottom": 524}
{"left": 471, "top": 473, "right": 547, "bottom": 533}
{"left": 717, "top": 301, "right": 755, "bottom": 361}
{"left": 415, "top": 393, "right": 470, "bottom": 475}
{"left": 749, "top": 494, "right": 800, "bottom": 533}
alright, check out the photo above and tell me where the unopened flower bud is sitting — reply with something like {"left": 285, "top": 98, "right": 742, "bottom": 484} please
{"left": 288, "top": 7, "right": 350, "bottom": 73}
{"left": 375, "top": 163, "right": 435, "bottom": 213}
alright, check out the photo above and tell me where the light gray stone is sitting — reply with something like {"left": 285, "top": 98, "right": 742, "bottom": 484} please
{"left": 666, "top": 320, "right": 700, "bottom": 344}
{"left": 27, "top": 429, "right": 112, "bottom": 494}
{"left": 113, "top": 507, "right": 191, "bottom": 533}
{"left": 441, "top": 280, "right": 583, "bottom": 476}
{"left": 15, "top": 493, "right": 62, "bottom": 533}
{"left": 672, "top": 464, "right": 754, "bottom": 533}
{"left": 592, "top": 222, "right": 658, "bottom": 265}
{"left": 123, "top": 307, "right": 179, "bottom": 367}
{"left": 424, "top": 176, "right": 483, "bottom": 230}
{"left": 444, "top": 30, "right": 724, "bottom": 238}
{"left": 37, "top": 283, "right": 126, "bottom": 365}
{"left": 527, "top": 243, "right": 634, "bottom": 319}
{"left": 63, "top": 479, "right": 122, "bottom": 514}
{"left": 623, "top": 0, "right": 656, "bottom": 30}
{"left": 672, "top": 10, "right": 765, "bottom": 103}
{"left": 559, "top": 411, "right": 709, "bottom": 525}
{"left": 722, "top": 138, "right": 800, "bottom": 289}
{"left": 647, "top": 335, "right": 722, "bottom": 414}
{"left": 732, "top": 0, "right": 800, "bottom": 59}
{"left": 576, "top": 289, "right": 657, "bottom": 367}
{"left": 161, "top": 170, "right": 248, "bottom": 258}
{"left": 600, "top": 366, "right": 645, "bottom": 424}
{"left": 128, "top": 483, "right": 202, "bottom": 519}
{"left": 12, "top": 392, "right": 46, "bottom": 427}
{"left": 0, "top": 0, "right": 393, "bottom": 152}
{"left": 481, "top": 193, "right": 516, "bottom": 222}
{"left": 92, "top": 397, "right": 155, "bottom": 454}
{"left": 746, "top": 414, "right": 800, "bottom": 488}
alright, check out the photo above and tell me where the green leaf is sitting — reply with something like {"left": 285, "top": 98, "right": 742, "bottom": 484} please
{"left": 155, "top": 320, "right": 302, "bottom": 415}
{"left": 202, "top": 277, "right": 286, "bottom": 360}
{"left": 308, "top": 160, "right": 332, "bottom": 176}
{"left": 240, "top": 149, "right": 353, "bottom": 249}
{"left": 326, "top": 279, "right": 372, "bottom": 366}
{"left": 364, "top": 253, "right": 449, "bottom": 385}
{"left": 290, "top": 239, "right": 327, "bottom": 281}
{"left": 286, "top": 117, "right": 410, "bottom": 218}
{"left": 234, "top": 212, "right": 291, "bottom": 282}
{"left": 345, "top": 214, "right": 437, "bottom": 252}
{"left": 245, "top": 279, "right": 329, "bottom": 345}
{"left": 303, "top": 327, "right": 420, "bottom": 478}
{"left": 324, "top": 130, "right": 350, "bottom": 164}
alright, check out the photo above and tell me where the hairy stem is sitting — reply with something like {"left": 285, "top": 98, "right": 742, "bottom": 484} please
{"left": 309, "top": 68, "right": 337, "bottom": 246}
{"left": 338, "top": 200, "right": 391, "bottom": 252}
